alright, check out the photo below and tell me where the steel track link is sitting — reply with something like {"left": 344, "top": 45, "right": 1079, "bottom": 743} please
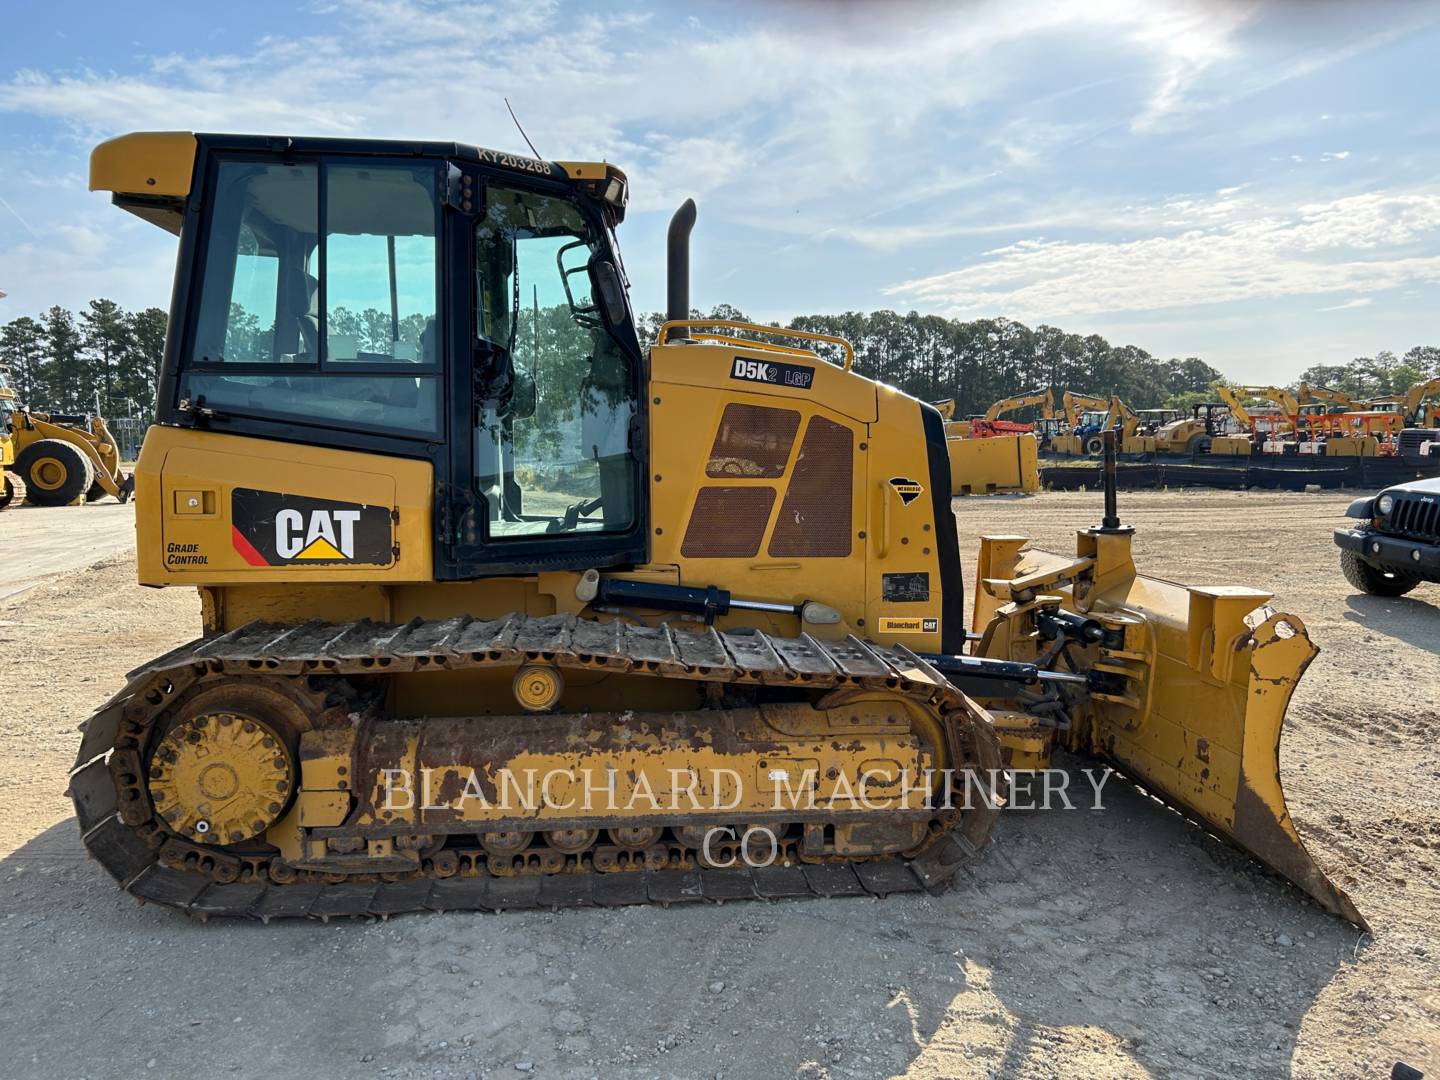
{"left": 68, "top": 612, "right": 1002, "bottom": 921}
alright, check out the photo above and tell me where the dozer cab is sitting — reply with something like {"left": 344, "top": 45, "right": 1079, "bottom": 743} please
{"left": 69, "top": 131, "right": 1361, "bottom": 926}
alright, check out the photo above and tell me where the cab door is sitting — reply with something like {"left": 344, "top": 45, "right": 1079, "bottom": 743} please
{"left": 436, "top": 163, "right": 648, "bottom": 579}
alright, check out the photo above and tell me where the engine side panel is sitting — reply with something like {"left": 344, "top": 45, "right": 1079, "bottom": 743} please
{"left": 136, "top": 426, "right": 434, "bottom": 585}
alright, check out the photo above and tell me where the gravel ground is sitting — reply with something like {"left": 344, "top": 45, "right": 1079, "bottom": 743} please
{"left": 0, "top": 489, "right": 1436, "bottom": 1079}
{"left": 0, "top": 501, "right": 135, "bottom": 601}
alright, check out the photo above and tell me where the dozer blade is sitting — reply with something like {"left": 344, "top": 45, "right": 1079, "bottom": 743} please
{"left": 1094, "top": 606, "right": 1366, "bottom": 929}
{"left": 973, "top": 534, "right": 1366, "bottom": 928}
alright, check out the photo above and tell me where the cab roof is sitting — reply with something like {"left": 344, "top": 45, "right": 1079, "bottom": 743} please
{"left": 89, "top": 131, "right": 629, "bottom": 234}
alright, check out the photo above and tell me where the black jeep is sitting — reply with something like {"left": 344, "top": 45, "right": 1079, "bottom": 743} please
{"left": 1334, "top": 477, "right": 1440, "bottom": 597}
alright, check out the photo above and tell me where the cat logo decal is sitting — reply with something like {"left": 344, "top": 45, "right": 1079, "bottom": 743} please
{"left": 230, "top": 489, "right": 393, "bottom": 566}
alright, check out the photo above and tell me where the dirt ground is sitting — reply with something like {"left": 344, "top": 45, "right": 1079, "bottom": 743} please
{"left": 0, "top": 501, "right": 136, "bottom": 601}
{"left": 0, "top": 489, "right": 1436, "bottom": 1080}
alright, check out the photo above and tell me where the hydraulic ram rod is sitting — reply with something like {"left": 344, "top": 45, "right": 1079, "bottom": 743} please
{"left": 920, "top": 652, "right": 1089, "bottom": 686}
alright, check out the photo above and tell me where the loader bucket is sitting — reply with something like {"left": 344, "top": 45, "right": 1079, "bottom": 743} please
{"left": 973, "top": 533, "right": 1367, "bottom": 928}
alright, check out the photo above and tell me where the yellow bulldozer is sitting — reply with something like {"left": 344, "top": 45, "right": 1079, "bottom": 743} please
{"left": 67, "top": 131, "right": 1360, "bottom": 927}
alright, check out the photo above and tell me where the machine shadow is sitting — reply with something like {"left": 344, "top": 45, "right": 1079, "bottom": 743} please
{"left": 889, "top": 771, "right": 1354, "bottom": 1078}
{"left": 0, "top": 796, "right": 1353, "bottom": 1079}
{"left": 1343, "top": 592, "right": 1440, "bottom": 654}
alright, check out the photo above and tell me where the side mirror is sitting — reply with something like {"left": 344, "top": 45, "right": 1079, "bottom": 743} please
{"left": 589, "top": 259, "right": 629, "bottom": 326}
{"left": 473, "top": 347, "right": 534, "bottom": 420}
{"left": 511, "top": 367, "right": 536, "bottom": 421}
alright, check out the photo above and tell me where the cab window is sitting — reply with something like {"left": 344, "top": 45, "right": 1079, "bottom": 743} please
{"left": 472, "top": 185, "right": 638, "bottom": 538}
{"left": 184, "top": 159, "right": 440, "bottom": 435}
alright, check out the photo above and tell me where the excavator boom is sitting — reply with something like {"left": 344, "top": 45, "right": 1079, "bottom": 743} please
{"left": 1061, "top": 390, "right": 1109, "bottom": 428}
{"left": 983, "top": 387, "right": 1052, "bottom": 422}
{"left": 1401, "top": 377, "right": 1440, "bottom": 425}
{"left": 1298, "top": 382, "right": 1359, "bottom": 410}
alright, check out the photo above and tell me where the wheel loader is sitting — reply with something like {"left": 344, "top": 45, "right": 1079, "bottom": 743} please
{"left": 68, "top": 131, "right": 1362, "bottom": 926}
{"left": 6, "top": 406, "right": 134, "bottom": 506}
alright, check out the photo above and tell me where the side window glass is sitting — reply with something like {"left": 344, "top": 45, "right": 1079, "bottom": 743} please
{"left": 184, "top": 159, "right": 441, "bottom": 436}
{"left": 193, "top": 162, "right": 316, "bottom": 363}
{"left": 227, "top": 223, "right": 279, "bottom": 361}
{"left": 324, "top": 165, "right": 438, "bottom": 364}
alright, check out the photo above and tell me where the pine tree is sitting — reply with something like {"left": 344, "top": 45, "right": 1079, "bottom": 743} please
{"left": 0, "top": 316, "right": 48, "bottom": 406}
{"left": 80, "top": 298, "right": 133, "bottom": 416}
{"left": 121, "top": 307, "right": 168, "bottom": 418}
{"left": 41, "top": 306, "right": 85, "bottom": 412}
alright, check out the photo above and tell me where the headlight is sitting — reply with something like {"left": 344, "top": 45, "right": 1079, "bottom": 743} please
{"left": 1377, "top": 493, "right": 1395, "bottom": 516}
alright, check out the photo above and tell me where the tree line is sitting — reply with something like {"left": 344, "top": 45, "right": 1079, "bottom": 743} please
{"left": 641, "top": 306, "right": 1226, "bottom": 415}
{"left": 1297, "top": 348, "right": 1440, "bottom": 401}
{"left": 1, "top": 301, "right": 166, "bottom": 419}
{"left": 4, "top": 298, "right": 1438, "bottom": 424}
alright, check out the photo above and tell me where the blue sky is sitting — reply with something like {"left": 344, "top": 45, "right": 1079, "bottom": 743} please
{"left": 2, "top": 0, "right": 1438, "bottom": 383}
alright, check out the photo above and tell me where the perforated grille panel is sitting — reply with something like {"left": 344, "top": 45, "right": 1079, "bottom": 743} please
{"left": 705, "top": 404, "right": 801, "bottom": 478}
{"left": 768, "top": 416, "right": 853, "bottom": 557}
{"left": 681, "top": 487, "right": 777, "bottom": 558}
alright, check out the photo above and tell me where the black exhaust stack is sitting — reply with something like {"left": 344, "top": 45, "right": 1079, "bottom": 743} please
{"left": 666, "top": 198, "right": 697, "bottom": 341}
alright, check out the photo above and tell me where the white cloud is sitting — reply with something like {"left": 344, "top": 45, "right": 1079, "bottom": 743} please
{"left": 1317, "top": 297, "right": 1373, "bottom": 311}
{"left": 0, "top": 0, "right": 1281, "bottom": 318}
{"left": 1124, "top": 2, "right": 1256, "bottom": 132}
{"left": 0, "top": 0, "right": 1435, "bottom": 386}
{"left": 1125, "top": 10, "right": 1434, "bottom": 135}
{"left": 885, "top": 189, "right": 1440, "bottom": 318}
{"left": 0, "top": 0, "right": 1281, "bottom": 205}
